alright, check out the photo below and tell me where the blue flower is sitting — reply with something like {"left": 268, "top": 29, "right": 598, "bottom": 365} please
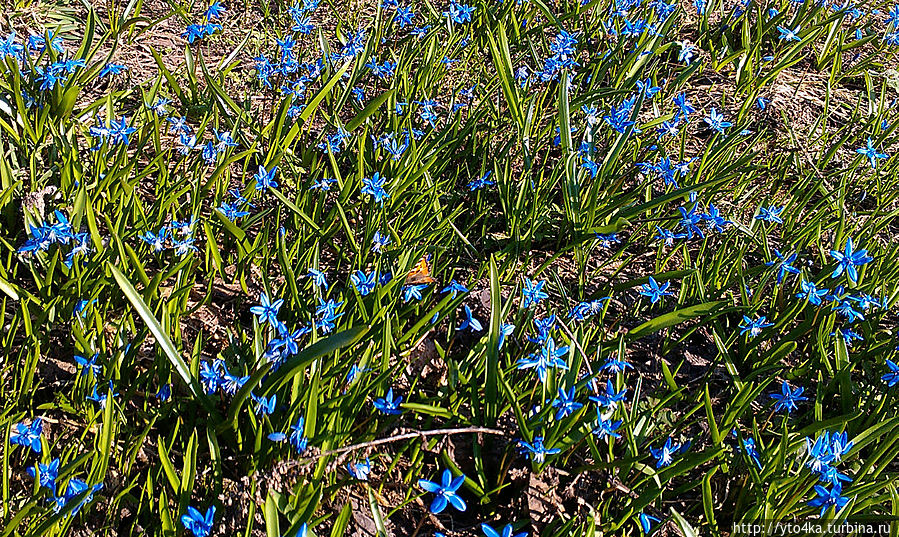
{"left": 649, "top": 437, "right": 689, "bottom": 468}
{"left": 600, "top": 356, "right": 633, "bottom": 374}
{"left": 739, "top": 315, "right": 773, "bottom": 338}
{"left": 444, "top": 0, "right": 475, "bottom": 24}
{"left": 468, "top": 171, "right": 495, "bottom": 191}
{"left": 403, "top": 284, "right": 427, "bottom": 302}
{"left": 882, "top": 360, "right": 899, "bottom": 387}
{"left": 742, "top": 437, "right": 762, "bottom": 469}
{"left": 592, "top": 415, "right": 623, "bottom": 441}
{"left": 639, "top": 513, "right": 661, "bottom": 535}
{"left": 770, "top": 381, "right": 807, "bottom": 413}
{"left": 181, "top": 505, "right": 215, "bottom": 537}
{"left": 589, "top": 380, "right": 627, "bottom": 409}
{"left": 252, "top": 393, "right": 277, "bottom": 416}
{"left": 27, "top": 458, "right": 60, "bottom": 489}
{"left": 440, "top": 279, "right": 469, "bottom": 298}
{"left": 703, "top": 108, "right": 732, "bottom": 133}
{"left": 569, "top": 298, "right": 609, "bottom": 321}
{"left": 765, "top": 250, "right": 801, "bottom": 284}
{"left": 250, "top": 292, "right": 284, "bottom": 328}
{"left": 418, "top": 469, "right": 466, "bottom": 513}
{"left": 807, "top": 483, "right": 849, "bottom": 518}
{"left": 518, "top": 436, "right": 561, "bottom": 463}
{"left": 253, "top": 165, "right": 278, "bottom": 190}
{"left": 638, "top": 276, "right": 674, "bottom": 304}
{"left": 796, "top": 280, "right": 829, "bottom": 306}
{"left": 99, "top": 63, "right": 127, "bottom": 77}
{"left": 373, "top": 388, "right": 404, "bottom": 415}
{"left": 347, "top": 458, "right": 372, "bottom": 480}
{"left": 289, "top": 417, "right": 308, "bottom": 453}
{"left": 306, "top": 268, "right": 328, "bottom": 290}
{"left": 516, "top": 336, "right": 569, "bottom": 382}
{"left": 521, "top": 278, "right": 549, "bottom": 308}
{"left": 361, "top": 172, "right": 389, "bottom": 203}
{"left": 372, "top": 231, "right": 391, "bottom": 253}
{"left": 351, "top": 270, "right": 377, "bottom": 296}
{"left": 481, "top": 523, "right": 528, "bottom": 537}
{"left": 458, "top": 305, "right": 483, "bottom": 332}
{"left": 776, "top": 24, "right": 802, "bottom": 41}
{"left": 756, "top": 205, "right": 784, "bottom": 224}
{"left": 856, "top": 137, "right": 888, "bottom": 168}
{"left": 829, "top": 237, "right": 873, "bottom": 284}
{"left": 10, "top": 418, "right": 43, "bottom": 453}
{"left": 498, "top": 323, "right": 515, "bottom": 351}
{"left": 74, "top": 353, "right": 101, "bottom": 377}
{"left": 552, "top": 386, "right": 583, "bottom": 419}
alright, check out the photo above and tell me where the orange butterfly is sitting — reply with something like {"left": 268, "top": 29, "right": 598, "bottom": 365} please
{"left": 405, "top": 254, "right": 436, "bottom": 285}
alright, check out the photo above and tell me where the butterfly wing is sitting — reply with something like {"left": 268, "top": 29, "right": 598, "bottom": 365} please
{"left": 405, "top": 255, "right": 436, "bottom": 285}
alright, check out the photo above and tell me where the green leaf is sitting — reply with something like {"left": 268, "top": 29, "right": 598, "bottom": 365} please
{"left": 627, "top": 301, "right": 727, "bottom": 340}
{"left": 108, "top": 263, "right": 218, "bottom": 417}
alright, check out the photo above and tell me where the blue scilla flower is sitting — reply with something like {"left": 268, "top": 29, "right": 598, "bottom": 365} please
{"left": 74, "top": 352, "right": 101, "bottom": 377}
{"left": 403, "top": 284, "right": 427, "bottom": 302}
{"left": 216, "top": 202, "right": 250, "bottom": 221}
{"left": 53, "top": 478, "right": 103, "bottom": 517}
{"left": 458, "top": 305, "right": 483, "bottom": 332}
{"left": 677, "top": 203, "right": 704, "bottom": 239}
{"left": 10, "top": 418, "right": 43, "bottom": 453}
{"left": 739, "top": 315, "right": 773, "bottom": 338}
{"left": 552, "top": 386, "right": 583, "bottom": 419}
{"left": 742, "top": 437, "right": 762, "bottom": 469}
{"left": 807, "top": 483, "right": 849, "bottom": 518}
{"left": 418, "top": 469, "right": 466, "bottom": 514}
{"left": 289, "top": 417, "right": 308, "bottom": 453}
{"left": 650, "top": 437, "right": 689, "bottom": 468}
{"left": 199, "top": 360, "right": 225, "bottom": 394}
{"left": 306, "top": 268, "right": 328, "bottom": 290}
{"left": 590, "top": 380, "right": 627, "bottom": 409}
{"left": 482, "top": 523, "right": 528, "bottom": 537}
{"left": 27, "top": 458, "right": 60, "bottom": 489}
{"left": 250, "top": 292, "right": 284, "bottom": 328}
{"left": 518, "top": 436, "right": 561, "bottom": 463}
{"left": 856, "top": 137, "right": 888, "bottom": 168}
{"left": 361, "top": 172, "right": 389, "bottom": 204}
{"left": 252, "top": 393, "right": 277, "bottom": 416}
{"left": 703, "top": 108, "right": 732, "bottom": 133}
{"left": 600, "top": 356, "right": 633, "bottom": 374}
{"left": 371, "top": 231, "right": 391, "bottom": 253}
{"left": 517, "top": 336, "right": 569, "bottom": 382}
{"left": 347, "top": 458, "right": 372, "bottom": 480}
{"left": 882, "top": 360, "right": 899, "bottom": 387}
{"left": 440, "top": 279, "right": 469, "bottom": 298}
{"left": 569, "top": 298, "right": 609, "bottom": 321}
{"left": 765, "top": 250, "right": 801, "bottom": 285}
{"left": 394, "top": 5, "right": 415, "bottom": 26}
{"left": 592, "top": 415, "right": 623, "bottom": 441}
{"left": 776, "top": 24, "right": 802, "bottom": 41}
{"left": 181, "top": 505, "right": 215, "bottom": 537}
{"left": 351, "top": 270, "right": 377, "bottom": 296}
{"left": 521, "top": 278, "right": 549, "bottom": 308}
{"left": 770, "top": 381, "right": 807, "bottom": 413}
{"left": 373, "top": 388, "right": 403, "bottom": 415}
{"left": 639, "top": 513, "right": 661, "bottom": 535}
{"left": 498, "top": 323, "right": 515, "bottom": 351}
{"left": 638, "top": 276, "right": 674, "bottom": 304}
{"left": 253, "top": 165, "right": 278, "bottom": 190}
{"left": 796, "top": 280, "right": 829, "bottom": 305}
{"left": 444, "top": 0, "right": 475, "bottom": 23}
{"left": 468, "top": 171, "right": 495, "bottom": 191}
{"left": 755, "top": 205, "right": 784, "bottom": 224}
{"left": 829, "top": 237, "right": 872, "bottom": 284}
